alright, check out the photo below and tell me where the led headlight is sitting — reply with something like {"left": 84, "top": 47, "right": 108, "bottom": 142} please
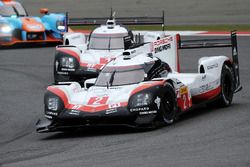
{"left": 130, "top": 93, "right": 153, "bottom": 108}
{"left": 47, "top": 97, "right": 59, "bottom": 111}
{"left": 0, "top": 24, "right": 12, "bottom": 33}
{"left": 56, "top": 20, "right": 66, "bottom": 31}
{"left": 61, "top": 57, "right": 75, "bottom": 68}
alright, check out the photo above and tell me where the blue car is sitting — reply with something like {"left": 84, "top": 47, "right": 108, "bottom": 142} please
{"left": 0, "top": 0, "right": 67, "bottom": 47}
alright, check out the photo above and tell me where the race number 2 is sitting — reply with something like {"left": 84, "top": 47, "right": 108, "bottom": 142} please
{"left": 87, "top": 96, "right": 109, "bottom": 105}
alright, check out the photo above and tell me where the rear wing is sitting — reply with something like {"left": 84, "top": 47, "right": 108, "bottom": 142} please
{"left": 66, "top": 11, "right": 165, "bottom": 30}
{"left": 178, "top": 31, "right": 241, "bottom": 93}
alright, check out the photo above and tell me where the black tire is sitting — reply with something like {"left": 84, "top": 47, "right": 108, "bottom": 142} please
{"left": 158, "top": 83, "right": 178, "bottom": 125}
{"left": 213, "top": 64, "right": 234, "bottom": 107}
{"left": 219, "top": 64, "right": 234, "bottom": 106}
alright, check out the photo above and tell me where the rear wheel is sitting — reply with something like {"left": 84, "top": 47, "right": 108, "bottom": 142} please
{"left": 211, "top": 64, "right": 234, "bottom": 107}
{"left": 158, "top": 83, "right": 178, "bottom": 125}
{"left": 219, "top": 64, "right": 234, "bottom": 106}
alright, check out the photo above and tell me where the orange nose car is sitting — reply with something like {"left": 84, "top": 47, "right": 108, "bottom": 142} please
{"left": 0, "top": 0, "right": 67, "bottom": 47}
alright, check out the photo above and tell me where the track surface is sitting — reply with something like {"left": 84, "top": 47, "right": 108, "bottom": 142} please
{"left": 20, "top": 0, "right": 250, "bottom": 25}
{"left": 0, "top": 36, "right": 249, "bottom": 167}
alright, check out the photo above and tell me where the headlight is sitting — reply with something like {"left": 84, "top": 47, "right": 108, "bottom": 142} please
{"left": 61, "top": 57, "right": 75, "bottom": 68}
{"left": 44, "top": 91, "right": 65, "bottom": 119}
{"left": 130, "top": 93, "right": 153, "bottom": 108}
{"left": 47, "top": 97, "right": 59, "bottom": 111}
{"left": 56, "top": 20, "right": 66, "bottom": 31}
{"left": 0, "top": 24, "right": 12, "bottom": 33}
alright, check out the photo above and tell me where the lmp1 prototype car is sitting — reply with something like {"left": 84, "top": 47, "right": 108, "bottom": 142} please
{"left": 36, "top": 31, "right": 241, "bottom": 133}
{"left": 54, "top": 13, "right": 165, "bottom": 82}
{"left": 0, "top": 0, "right": 66, "bottom": 47}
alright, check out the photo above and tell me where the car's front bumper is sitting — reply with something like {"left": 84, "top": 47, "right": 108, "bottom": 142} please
{"left": 36, "top": 107, "right": 158, "bottom": 133}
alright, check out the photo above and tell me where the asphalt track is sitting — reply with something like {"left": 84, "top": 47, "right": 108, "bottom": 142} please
{"left": 0, "top": 36, "right": 249, "bottom": 167}
{"left": 1, "top": 1, "right": 250, "bottom": 166}
{"left": 20, "top": 0, "right": 250, "bottom": 25}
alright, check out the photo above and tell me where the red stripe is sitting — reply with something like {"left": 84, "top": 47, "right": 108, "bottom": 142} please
{"left": 131, "top": 80, "right": 165, "bottom": 96}
{"left": 47, "top": 86, "right": 69, "bottom": 107}
{"left": 192, "top": 86, "right": 221, "bottom": 102}
{"left": 56, "top": 48, "right": 80, "bottom": 62}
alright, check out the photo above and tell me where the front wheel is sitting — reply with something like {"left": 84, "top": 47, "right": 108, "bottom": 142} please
{"left": 158, "top": 83, "right": 178, "bottom": 125}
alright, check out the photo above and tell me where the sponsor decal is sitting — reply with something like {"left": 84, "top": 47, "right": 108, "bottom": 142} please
{"left": 105, "top": 108, "right": 117, "bottom": 115}
{"left": 179, "top": 86, "right": 188, "bottom": 95}
{"left": 87, "top": 67, "right": 97, "bottom": 72}
{"left": 130, "top": 107, "right": 150, "bottom": 112}
{"left": 61, "top": 68, "right": 75, "bottom": 72}
{"left": 177, "top": 87, "right": 192, "bottom": 111}
{"left": 153, "top": 37, "right": 173, "bottom": 53}
{"left": 69, "top": 110, "right": 80, "bottom": 116}
{"left": 207, "top": 63, "right": 218, "bottom": 70}
{"left": 139, "top": 110, "right": 157, "bottom": 115}
{"left": 199, "top": 79, "right": 220, "bottom": 93}
{"left": 27, "top": 24, "right": 43, "bottom": 30}
{"left": 46, "top": 111, "right": 58, "bottom": 116}
{"left": 57, "top": 71, "right": 69, "bottom": 75}
{"left": 154, "top": 97, "right": 161, "bottom": 109}
{"left": 108, "top": 103, "right": 121, "bottom": 109}
{"left": 154, "top": 44, "right": 171, "bottom": 53}
{"left": 153, "top": 37, "right": 173, "bottom": 46}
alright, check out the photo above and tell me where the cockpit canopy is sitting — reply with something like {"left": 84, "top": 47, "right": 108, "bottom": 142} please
{"left": 95, "top": 59, "right": 171, "bottom": 86}
{"left": 95, "top": 65, "right": 145, "bottom": 86}
{"left": 88, "top": 33, "right": 126, "bottom": 50}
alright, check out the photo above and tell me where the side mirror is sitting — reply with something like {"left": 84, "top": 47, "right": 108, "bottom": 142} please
{"left": 40, "top": 8, "right": 49, "bottom": 15}
{"left": 84, "top": 78, "right": 96, "bottom": 90}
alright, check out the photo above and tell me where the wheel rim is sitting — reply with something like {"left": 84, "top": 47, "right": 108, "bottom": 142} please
{"left": 223, "top": 74, "right": 232, "bottom": 100}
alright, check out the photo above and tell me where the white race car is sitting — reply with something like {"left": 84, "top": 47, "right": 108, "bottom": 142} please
{"left": 54, "top": 13, "right": 165, "bottom": 82}
{"left": 36, "top": 32, "right": 241, "bottom": 132}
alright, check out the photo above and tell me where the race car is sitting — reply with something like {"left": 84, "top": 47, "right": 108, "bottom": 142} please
{"left": 36, "top": 31, "right": 241, "bottom": 133}
{"left": 0, "top": 0, "right": 66, "bottom": 47}
{"left": 54, "top": 12, "right": 165, "bottom": 82}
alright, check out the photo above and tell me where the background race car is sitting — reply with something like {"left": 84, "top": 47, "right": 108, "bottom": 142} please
{"left": 54, "top": 12, "right": 165, "bottom": 82}
{"left": 36, "top": 31, "right": 241, "bottom": 133}
{"left": 0, "top": 0, "right": 67, "bottom": 47}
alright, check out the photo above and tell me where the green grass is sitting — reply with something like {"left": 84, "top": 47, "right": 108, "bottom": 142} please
{"left": 70, "top": 24, "right": 250, "bottom": 31}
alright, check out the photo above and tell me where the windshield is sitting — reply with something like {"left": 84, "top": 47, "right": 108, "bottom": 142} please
{"left": 0, "top": 3, "right": 27, "bottom": 17}
{"left": 95, "top": 66, "right": 145, "bottom": 86}
{"left": 89, "top": 34, "right": 125, "bottom": 50}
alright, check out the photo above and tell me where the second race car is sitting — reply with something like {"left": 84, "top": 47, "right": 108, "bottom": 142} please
{"left": 54, "top": 12, "right": 165, "bottom": 82}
